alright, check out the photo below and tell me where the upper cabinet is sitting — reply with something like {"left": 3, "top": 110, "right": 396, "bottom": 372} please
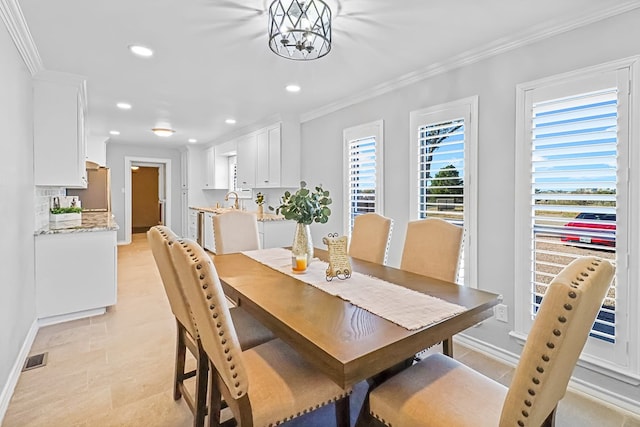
{"left": 255, "top": 124, "right": 281, "bottom": 188}
{"left": 236, "top": 134, "right": 257, "bottom": 189}
{"left": 33, "top": 71, "right": 88, "bottom": 188}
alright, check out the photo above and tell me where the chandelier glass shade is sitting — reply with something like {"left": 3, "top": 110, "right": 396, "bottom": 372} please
{"left": 268, "top": 0, "right": 332, "bottom": 60}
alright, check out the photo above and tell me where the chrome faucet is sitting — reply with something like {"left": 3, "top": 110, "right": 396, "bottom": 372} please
{"left": 225, "top": 191, "right": 239, "bottom": 209}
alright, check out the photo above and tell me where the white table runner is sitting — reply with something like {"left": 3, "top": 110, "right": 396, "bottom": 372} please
{"left": 241, "top": 247, "right": 466, "bottom": 330}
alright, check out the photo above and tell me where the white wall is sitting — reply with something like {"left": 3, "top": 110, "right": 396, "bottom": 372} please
{"left": 0, "top": 19, "right": 37, "bottom": 409}
{"left": 300, "top": 9, "right": 640, "bottom": 406}
{"left": 106, "top": 142, "right": 183, "bottom": 242}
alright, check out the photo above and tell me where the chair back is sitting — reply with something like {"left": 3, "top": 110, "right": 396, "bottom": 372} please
{"left": 400, "top": 218, "right": 462, "bottom": 282}
{"left": 170, "top": 238, "right": 249, "bottom": 401}
{"left": 147, "top": 226, "right": 197, "bottom": 337}
{"left": 213, "top": 210, "right": 260, "bottom": 254}
{"left": 349, "top": 213, "right": 393, "bottom": 265}
{"left": 500, "top": 256, "right": 615, "bottom": 426}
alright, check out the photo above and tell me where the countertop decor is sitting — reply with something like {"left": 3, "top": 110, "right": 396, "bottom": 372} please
{"left": 189, "top": 206, "right": 287, "bottom": 222}
{"left": 35, "top": 212, "right": 119, "bottom": 235}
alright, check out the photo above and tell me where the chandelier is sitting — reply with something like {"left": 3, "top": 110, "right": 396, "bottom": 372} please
{"left": 268, "top": 0, "right": 332, "bottom": 61}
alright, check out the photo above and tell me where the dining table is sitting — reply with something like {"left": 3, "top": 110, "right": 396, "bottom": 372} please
{"left": 210, "top": 248, "right": 500, "bottom": 391}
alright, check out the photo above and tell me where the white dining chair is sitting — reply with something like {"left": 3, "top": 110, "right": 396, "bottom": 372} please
{"left": 213, "top": 210, "right": 260, "bottom": 254}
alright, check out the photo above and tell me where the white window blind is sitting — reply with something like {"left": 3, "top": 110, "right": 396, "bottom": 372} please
{"left": 343, "top": 120, "right": 384, "bottom": 236}
{"left": 347, "top": 136, "right": 377, "bottom": 231}
{"left": 410, "top": 97, "right": 478, "bottom": 288}
{"left": 530, "top": 88, "right": 617, "bottom": 343}
{"left": 516, "top": 62, "right": 637, "bottom": 376}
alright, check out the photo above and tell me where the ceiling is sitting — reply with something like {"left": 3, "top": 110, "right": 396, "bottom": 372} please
{"left": 17, "top": 0, "right": 639, "bottom": 147}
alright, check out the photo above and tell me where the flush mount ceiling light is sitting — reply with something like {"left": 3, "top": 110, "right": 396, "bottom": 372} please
{"left": 151, "top": 127, "right": 175, "bottom": 137}
{"left": 116, "top": 102, "right": 132, "bottom": 110}
{"left": 225, "top": 118, "right": 237, "bottom": 125}
{"left": 109, "top": 130, "right": 120, "bottom": 135}
{"left": 286, "top": 84, "right": 301, "bottom": 92}
{"left": 268, "top": 0, "right": 332, "bottom": 61}
{"left": 128, "top": 44, "right": 154, "bottom": 58}
{"left": 188, "top": 138, "right": 197, "bottom": 143}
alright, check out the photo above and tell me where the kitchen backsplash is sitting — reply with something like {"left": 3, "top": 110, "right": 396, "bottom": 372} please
{"left": 34, "top": 186, "right": 65, "bottom": 230}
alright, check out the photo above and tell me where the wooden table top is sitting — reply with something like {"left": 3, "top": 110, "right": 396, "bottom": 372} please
{"left": 211, "top": 249, "right": 499, "bottom": 388}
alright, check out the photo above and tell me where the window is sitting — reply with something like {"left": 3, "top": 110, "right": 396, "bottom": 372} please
{"left": 228, "top": 155, "right": 237, "bottom": 192}
{"left": 343, "top": 120, "right": 384, "bottom": 235}
{"left": 410, "top": 96, "right": 478, "bottom": 287}
{"left": 515, "top": 58, "right": 640, "bottom": 380}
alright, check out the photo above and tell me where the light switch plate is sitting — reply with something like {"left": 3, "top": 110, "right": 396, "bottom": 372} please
{"left": 495, "top": 304, "right": 508, "bottom": 322}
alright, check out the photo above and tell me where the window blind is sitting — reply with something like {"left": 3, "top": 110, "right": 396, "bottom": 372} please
{"left": 347, "top": 136, "right": 376, "bottom": 231}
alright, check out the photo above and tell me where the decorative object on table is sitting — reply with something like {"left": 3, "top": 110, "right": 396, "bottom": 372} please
{"left": 322, "top": 233, "right": 351, "bottom": 281}
{"left": 255, "top": 192, "right": 265, "bottom": 215}
{"left": 49, "top": 196, "right": 82, "bottom": 222}
{"left": 270, "top": 181, "right": 332, "bottom": 270}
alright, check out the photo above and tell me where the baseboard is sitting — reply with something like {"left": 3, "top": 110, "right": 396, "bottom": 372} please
{"left": 454, "top": 333, "right": 640, "bottom": 417}
{"left": 37, "top": 307, "right": 106, "bottom": 327}
{"left": 0, "top": 318, "right": 38, "bottom": 423}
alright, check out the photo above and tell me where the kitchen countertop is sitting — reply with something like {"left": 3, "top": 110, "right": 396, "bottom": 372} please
{"left": 190, "top": 206, "right": 287, "bottom": 222}
{"left": 35, "top": 212, "right": 119, "bottom": 235}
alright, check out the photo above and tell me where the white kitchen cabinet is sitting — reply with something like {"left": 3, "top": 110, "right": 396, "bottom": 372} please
{"left": 203, "top": 211, "right": 216, "bottom": 253}
{"left": 236, "top": 134, "right": 257, "bottom": 189}
{"left": 258, "top": 220, "right": 295, "bottom": 249}
{"left": 35, "top": 230, "right": 117, "bottom": 320}
{"left": 255, "top": 124, "right": 282, "bottom": 188}
{"left": 33, "top": 71, "right": 88, "bottom": 188}
{"left": 188, "top": 208, "right": 199, "bottom": 241}
{"left": 203, "top": 146, "right": 216, "bottom": 189}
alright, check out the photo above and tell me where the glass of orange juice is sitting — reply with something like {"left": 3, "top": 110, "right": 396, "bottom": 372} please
{"left": 292, "top": 254, "right": 308, "bottom": 272}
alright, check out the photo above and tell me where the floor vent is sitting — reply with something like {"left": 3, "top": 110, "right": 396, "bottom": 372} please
{"left": 22, "top": 353, "right": 48, "bottom": 371}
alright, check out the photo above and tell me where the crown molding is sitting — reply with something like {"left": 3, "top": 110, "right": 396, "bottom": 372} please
{"left": 0, "top": 0, "right": 43, "bottom": 75}
{"left": 300, "top": 1, "right": 640, "bottom": 123}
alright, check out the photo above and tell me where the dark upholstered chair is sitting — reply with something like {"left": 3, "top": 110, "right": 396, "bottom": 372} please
{"left": 171, "top": 237, "right": 352, "bottom": 427}
{"left": 369, "top": 256, "right": 615, "bottom": 427}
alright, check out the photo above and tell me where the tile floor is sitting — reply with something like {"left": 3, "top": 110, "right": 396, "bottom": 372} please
{"left": 3, "top": 233, "right": 640, "bottom": 426}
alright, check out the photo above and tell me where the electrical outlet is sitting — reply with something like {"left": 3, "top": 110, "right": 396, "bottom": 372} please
{"left": 494, "top": 304, "right": 508, "bottom": 322}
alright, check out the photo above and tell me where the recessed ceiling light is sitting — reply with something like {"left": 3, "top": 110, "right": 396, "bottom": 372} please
{"left": 128, "top": 44, "right": 154, "bottom": 58}
{"left": 109, "top": 130, "right": 120, "bottom": 135}
{"left": 286, "top": 84, "right": 301, "bottom": 93}
{"left": 188, "top": 138, "right": 197, "bottom": 143}
{"left": 151, "top": 127, "right": 175, "bottom": 137}
{"left": 117, "top": 102, "right": 132, "bottom": 110}
{"left": 225, "top": 118, "right": 236, "bottom": 125}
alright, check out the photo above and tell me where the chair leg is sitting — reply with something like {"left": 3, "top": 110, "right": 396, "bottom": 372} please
{"left": 541, "top": 406, "right": 557, "bottom": 427}
{"left": 194, "top": 342, "right": 209, "bottom": 427}
{"left": 442, "top": 336, "right": 453, "bottom": 357}
{"left": 335, "top": 396, "right": 350, "bottom": 427}
{"left": 174, "top": 319, "right": 187, "bottom": 400}
{"left": 208, "top": 361, "right": 223, "bottom": 427}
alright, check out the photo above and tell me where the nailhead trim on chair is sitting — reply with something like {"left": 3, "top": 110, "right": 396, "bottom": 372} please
{"left": 515, "top": 258, "right": 603, "bottom": 427}
{"left": 267, "top": 393, "right": 351, "bottom": 427}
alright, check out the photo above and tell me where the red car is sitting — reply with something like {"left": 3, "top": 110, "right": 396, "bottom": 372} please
{"left": 561, "top": 212, "right": 616, "bottom": 247}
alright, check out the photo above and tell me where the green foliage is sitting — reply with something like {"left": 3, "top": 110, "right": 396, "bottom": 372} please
{"left": 269, "top": 181, "right": 332, "bottom": 224}
{"left": 255, "top": 192, "right": 265, "bottom": 206}
{"left": 50, "top": 206, "right": 82, "bottom": 214}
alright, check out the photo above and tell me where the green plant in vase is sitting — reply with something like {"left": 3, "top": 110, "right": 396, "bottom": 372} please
{"left": 270, "top": 181, "right": 332, "bottom": 270}
{"left": 255, "top": 192, "right": 265, "bottom": 215}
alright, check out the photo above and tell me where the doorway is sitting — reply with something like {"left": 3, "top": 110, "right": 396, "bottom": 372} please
{"left": 131, "top": 165, "right": 161, "bottom": 233}
{"left": 124, "top": 156, "right": 172, "bottom": 244}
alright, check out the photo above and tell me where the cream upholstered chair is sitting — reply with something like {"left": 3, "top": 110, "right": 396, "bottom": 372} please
{"left": 213, "top": 210, "right": 260, "bottom": 254}
{"left": 349, "top": 213, "right": 393, "bottom": 265}
{"left": 400, "top": 218, "right": 463, "bottom": 282}
{"left": 147, "top": 226, "right": 274, "bottom": 426}
{"left": 171, "top": 238, "right": 352, "bottom": 427}
{"left": 369, "top": 256, "right": 615, "bottom": 427}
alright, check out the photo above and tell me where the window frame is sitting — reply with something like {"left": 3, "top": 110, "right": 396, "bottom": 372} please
{"left": 409, "top": 96, "right": 478, "bottom": 288}
{"left": 343, "top": 120, "right": 384, "bottom": 236}
{"left": 514, "top": 57, "right": 640, "bottom": 383}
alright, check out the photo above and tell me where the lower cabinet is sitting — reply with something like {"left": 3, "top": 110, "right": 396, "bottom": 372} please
{"left": 258, "top": 220, "right": 295, "bottom": 249}
{"left": 35, "top": 230, "right": 117, "bottom": 320}
{"left": 203, "top": 211, "right": 216, "bottom": 253}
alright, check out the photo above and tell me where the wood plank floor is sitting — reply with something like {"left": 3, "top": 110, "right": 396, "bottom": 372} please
{"left": 3, "top": 233, "right": 640, "bottom": 426}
